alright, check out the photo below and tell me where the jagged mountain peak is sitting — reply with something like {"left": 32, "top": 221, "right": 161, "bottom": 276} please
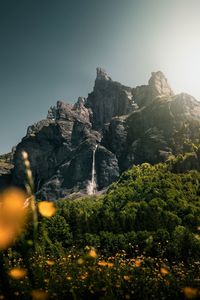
{"left": 1, "top": 68, "right": 200, "bottom": 200}
{"left": 133, "top": 70, "right": 175, "bottom": 108}
{"left": 86, "top": 67, "right": 136, "bottom": 129}
{"left": 96, "top": 67, "right": 112, "bottom": 81}
{"left": 148, "top": 70, "right": 174, "bottom": 98}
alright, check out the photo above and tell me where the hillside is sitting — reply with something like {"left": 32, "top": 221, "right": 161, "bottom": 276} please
{"left": 44, "top": 161, "right": 200, "bottom": 259}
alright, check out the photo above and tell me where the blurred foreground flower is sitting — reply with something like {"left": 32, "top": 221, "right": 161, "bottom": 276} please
{"left": 98, "top": 260, "right": 114, "bottom": 268}
{"left": 134, "top": 259, "right": 142, "bottom": 267}
{"left": 88, "top": 248, "right": 97, "bottom": 259}
{"left": 182, "top": 287, "right": 199, "bottom": 299}
{"left": 31, "top": 290, "right": 49, "bottom": 300}
{"left": 46, "top": 259, "right": 55, "bottom": 266}
{"left": 0, "top": 188, "right": 28, "bottom": 250}
{"left": 38, "top": 201, "right": 56, "bottom": 218}
{"left": 77, "top": 258, "right": 84, "bottom": 265}
{"left": 9, "top": 268, "right": 27, "bottom": 280}
{"left": 160, "top": 267, "right": 169, "bottom": 276}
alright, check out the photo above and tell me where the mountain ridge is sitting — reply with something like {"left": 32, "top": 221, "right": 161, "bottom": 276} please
{"left": 1, "top": 68, "right": 200, "bottom": 199}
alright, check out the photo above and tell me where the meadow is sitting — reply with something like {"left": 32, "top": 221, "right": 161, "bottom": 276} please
{"left": 0, "top": 153, "right": 199, "bottom": 299}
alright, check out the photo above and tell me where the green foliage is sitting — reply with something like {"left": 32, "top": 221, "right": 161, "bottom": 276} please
{"left": 38, "top": 163, "right": 200, "bottom": 260}
{"left": 40, "top": 214, "right": 73, "bottom": 247}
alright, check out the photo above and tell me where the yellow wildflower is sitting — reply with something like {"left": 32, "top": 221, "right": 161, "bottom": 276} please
{"left": 88, "top": 248, "right": 97, "bottom": 258}
{"left": 38, "top": 201, "right": 56, "bottom": 218}
{"left": 31, "top": 290, "right": 49, "bottom": 300}
{"left": 160, "top": 267, "right": 169, "bottom": 276}
{"left": 98, "top": 260, "right": 114, "bottom": 267}
{"left": 98, "top": 260, "right": 108, "bottom": 267}
{"left": 182, "top": 287, "right": 199, "bottom": 299}
{"left": 0, "top": 188, "right": 27, "bottom": 249}
{"left": 9, "top": 268, "right": 27, "bottom": 280}
{"left": 107, "top": 262, "right": 114, "bottom": 268}
{"left": 135, "top": 259, "right": 142, "bottom": 267}
{"left": 46, "top": 260, "right": 55, "bottom": 266}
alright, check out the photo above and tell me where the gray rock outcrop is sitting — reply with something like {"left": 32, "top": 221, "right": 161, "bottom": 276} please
{"left": 0, "top": 152, "right": 14, "bottom": 191}
{"left": 86, "top": 68, "right": 137, "bottom": 129}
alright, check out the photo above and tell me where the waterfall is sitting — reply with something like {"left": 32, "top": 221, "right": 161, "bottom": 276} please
{"left": 87, "top": 145, "right": 97, "bottom": 195}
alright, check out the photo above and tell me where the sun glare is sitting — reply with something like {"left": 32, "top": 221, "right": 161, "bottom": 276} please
{"left": 155, "top": 4, "right": 200, "bottom": 101}
{"left": 169, "top": 48, "right": 200, "bottom": 99}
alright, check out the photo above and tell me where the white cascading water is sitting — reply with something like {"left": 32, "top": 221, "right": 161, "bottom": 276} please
{"left": 87, "top": 145, "right": 97, "bottom": 195}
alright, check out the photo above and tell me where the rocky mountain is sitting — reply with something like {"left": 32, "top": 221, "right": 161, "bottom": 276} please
{"left": 1, "top": 68, "right": 200, "bottom": 199}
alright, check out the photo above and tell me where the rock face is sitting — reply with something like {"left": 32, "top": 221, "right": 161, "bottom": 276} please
{"left": 0, "top": 152, "right": 14, "bottom": 191}
{"left": 6, "top": 68, "right": 200, "bottom": 199}
{"left": 133, "top": 71, "right": 174, "bottom": 108}
{"left": 86, "top": 68, "right": 137, "bottom": 129}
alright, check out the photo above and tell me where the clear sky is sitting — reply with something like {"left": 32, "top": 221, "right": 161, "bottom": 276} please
{"left": 1, "top": 0, "right": 200, "bottom": 154}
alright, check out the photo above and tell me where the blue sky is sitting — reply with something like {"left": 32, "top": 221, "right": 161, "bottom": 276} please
{"left": 1, "top": 0, "right": 200, "bottom": 154}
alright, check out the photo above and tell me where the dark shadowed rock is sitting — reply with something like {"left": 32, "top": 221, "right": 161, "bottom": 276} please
{"left": 36, "top": 141, "right": 119, "bottom": 200}
{"left": 95, "top": 145, "right": 119, "bottom": 190}
{"left": 171, "top": 152, "right": 200, "bottom": 173}
{"left": 102, "top": 116, "right": 128, "bottom": 171}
